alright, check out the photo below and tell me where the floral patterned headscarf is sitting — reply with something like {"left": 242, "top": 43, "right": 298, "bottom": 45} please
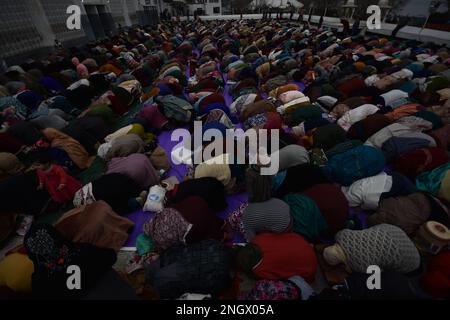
{"left": 143, "top": 208, "right": 192, "bottom": 251}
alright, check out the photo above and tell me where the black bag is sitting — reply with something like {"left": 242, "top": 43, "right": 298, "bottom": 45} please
{"left": 146, "top": 239, "right": 233, "bottom": 299}
{"left": 25, "top": 224, "right": 117, "bottom": 299}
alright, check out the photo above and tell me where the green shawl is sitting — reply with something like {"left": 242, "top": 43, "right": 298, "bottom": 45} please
{"left": 283, "top": 193, "right": 328, "bottom": 242}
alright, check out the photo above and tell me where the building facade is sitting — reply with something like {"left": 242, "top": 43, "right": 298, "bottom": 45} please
{"left": 0, "top": 0, "right": 161, "bottom": 65}
{"left": 187, "top": 0, "right": 222, "bottom": 16}
{"left": 0, "top": 0, "right": 237, "bottom": 65}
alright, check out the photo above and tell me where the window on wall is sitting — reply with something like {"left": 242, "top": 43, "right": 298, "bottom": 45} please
{"left": 213, "top": 6, "right": 220, "bottom": 13}
{"left": 210, "top": 0, "right": 219, "bottom": 3}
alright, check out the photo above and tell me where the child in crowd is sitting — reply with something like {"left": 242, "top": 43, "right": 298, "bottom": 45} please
{"left": 34, "top": 153, "right": 82, "bottom": 205}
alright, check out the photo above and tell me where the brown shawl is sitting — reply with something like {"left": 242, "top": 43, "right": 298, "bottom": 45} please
{"left": 54, "top": 200, "right": 134, "bottom": 251}
{"left": 368, "top": 193, "right": 431, "bottom": 235}
{"left": 42, "top": 128, "right": 94, "bottom": 169}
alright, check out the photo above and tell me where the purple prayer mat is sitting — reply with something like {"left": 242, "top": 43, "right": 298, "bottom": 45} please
{"left": 124, "top": 64, "right": 251, "bottom": 247}
{"left": 124, "top": 114, "right": 248, "bottom": 246}
{"left": 123, "top": 209, "right": 153, "bottom": 247}
{"left": 122, "top": 61, "right": 336, "bottom": 248}
{"left": 123, "top": 129, "right": 188, "bottom": 247}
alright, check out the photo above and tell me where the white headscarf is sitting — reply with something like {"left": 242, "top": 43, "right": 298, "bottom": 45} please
{"left": 97, "top": 142, "right": 112, "bottom": 159}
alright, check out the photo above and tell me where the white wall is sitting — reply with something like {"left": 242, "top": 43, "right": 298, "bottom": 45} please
{"left": 180, "top": 13, "right": 450, "bottom": 47}
{"left": 189, "top": 0, "right": 222, "bottom": 16}
{"left": 303, "top": 14, "right": 450, "bottom": 47}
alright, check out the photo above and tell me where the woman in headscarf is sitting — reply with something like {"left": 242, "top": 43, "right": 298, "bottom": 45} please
{"left": 0, "top": 132, "right": 26, "bottom": 154}
{"left": 104, "top": 123, "right": 154, "bottom": 145}
{"left": 347, "top": 114, "right": 392, "bottom": 142}
{"left": 0, "top": 152, "right": 24, "bottom": 180}
{"left": 106, "top": 153, "right": 160, "bottom": 190}
{"left": 5, "top": 68, "right": 47, "bottom": 97}
{"left": 323, "top": 145, "right": 386, "bottom": 186}
{"left": 7, "top": 121, "right": 42, "bottom": 146}
{"left": 380, "top": 133, "right": 437, "bottom": 163}
{"left": 27, "top": 69, "right": 64, "bottom": 95}
{"left": 73, "top": 173, "right": 144, "bottom": 215}
{"left": 236, "top": 232, "right": 317, "bottom": 283}
{"left": 71, "top": 116, "right": 111, "bottom": 143}
{"left": 15, "top": 89, "right": 43, "bottom": 112}
{"left": 272, "top": 163, "right": 330, "bottom": 198}
{"left": 143, "top": 207, "right": 192, "bottom": 251}
{"left": 240, "top": 277, "right": 314, "bottom": 301}
{"left": 369, "top": 192, "right": 449, "bottom": 235}
{"left": 242, "top": 198, "right": 292, "bottom": 241}
{"left": 364, "top": 116, "right": 433, "bottom": 149}
{"left": 420, "top": 251, "right": 450, "bottom": 299}
{"left": 0, "top": 171, "right": 50, "bottom": 216}
{"left": 42, "top": 128, "right": 94, "bottom": 170}
{"left": 271, "top": 144, "right": 310, "bottom": 172}
{"left": 416, "top": 162, "right": 450, "bottom": 203}
{"left": 301, "top": 183, "right": 349, "bottom": 235}
{"left": 323, "top": 224, "right": 421, "bottom": 274}
{"left": 170, "top": 196, "right": 232, "bottom": 243}
{"left": 99, "top": 61, "right": 123, "bottom": 76}
{"left": 283, "top": 193, "right": 328, "bottom": 242}
{"left": 100, "top": 133, "right": 146, "bottom": 162}
{"left": 393, "top": 147, "right": 449, "bottom": 180}
{"left": 337, "top": 104, "right": 379, "bottom": 131}
{"left": 194, "top": 160, "right": 236, "bottom": 194}
{"left": 0, "top": 95, "right": 28, "bottom": 124}
{"left": 136, "top": 103, "right": 169, "bottom": 132}
{"left": 341, "top": 171, "right": 416, "bottom": 211}
{"left": 54, "top": 200, "right": 134, "bottom": 251}
{"left": 168, "top": 177, "right": 227, "bottom": 212}
{"left": 72, "top": 57, "right": 90, "bottom": 79}
{"left": 145, "top": 196, "right": 231, "bottom": 252}
{"left": 62, "top": 123, "right": 99, "bottom": 156}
